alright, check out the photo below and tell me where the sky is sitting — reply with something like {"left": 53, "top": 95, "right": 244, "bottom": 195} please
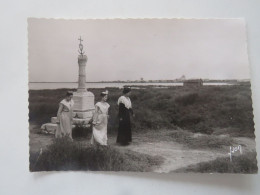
{"left": 28, "top": 18, "right": 250, "bottom": 82}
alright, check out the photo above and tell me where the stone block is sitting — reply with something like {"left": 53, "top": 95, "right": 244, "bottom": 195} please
{"left": 41, "top": 123, "right": 76, "bottom": 135}
{"left": 41, "top": 123, "right": 57, "bottom": 134}
{"left": 73, "top": 110, "right": 94, "bottom": 119}
{"left": 73, "top": 91, "right": 95, "bottom": 111}
{"left": 51, "top": 117, "right": 91, "bottom": 125}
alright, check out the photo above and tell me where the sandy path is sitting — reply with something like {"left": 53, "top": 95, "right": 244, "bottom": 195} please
{"left": 114, "top": 140, "right": 224, "bottom": 173}
{"left": 114, "top": 135, "right": 256, "bottom": 173}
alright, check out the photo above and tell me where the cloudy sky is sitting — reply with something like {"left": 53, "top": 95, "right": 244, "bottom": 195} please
{"left": 28, "top": 18, "right": 250, "bottom": 82}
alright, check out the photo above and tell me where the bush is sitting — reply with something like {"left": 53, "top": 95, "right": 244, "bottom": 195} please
{"left": 194, "top": 122, "right": 213, "bottom": 134}
{"left": 169, "top": 130, "right": 233, "bottom": 149}
{"left": 30, "top": 138, "right": 163, "bottom": 172}
{"left": 177, "top": 113, "right": 202, "bottom": 127}
{"left": 29, "top": 85, "right": 255, "bottom": 137}
{"left": 175, "top": 93, "right": 199, "bottom": 106}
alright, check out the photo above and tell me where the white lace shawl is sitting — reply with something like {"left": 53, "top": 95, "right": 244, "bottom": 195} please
{"left": 117, "top": 96, "right": 132, "bottom": 109}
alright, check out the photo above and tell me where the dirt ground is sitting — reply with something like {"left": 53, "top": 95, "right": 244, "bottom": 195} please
{"left": 29, "top": 123, "right": 256, "bottom": 173}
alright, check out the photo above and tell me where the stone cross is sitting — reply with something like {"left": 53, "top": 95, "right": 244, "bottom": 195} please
{"left": 78, "top": 36, "right": 83, "bottom": 44}
{"left": 78, "top": 36, "right": 85, "bottom": 55}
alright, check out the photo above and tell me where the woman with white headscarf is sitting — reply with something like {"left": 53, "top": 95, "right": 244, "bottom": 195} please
{"left": 91, "top": 90, "right": 110, "bottom": 145}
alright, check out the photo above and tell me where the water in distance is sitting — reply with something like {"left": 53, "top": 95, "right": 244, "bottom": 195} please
{"left": 29, "top": 82, "right": 234, "bottom": 90}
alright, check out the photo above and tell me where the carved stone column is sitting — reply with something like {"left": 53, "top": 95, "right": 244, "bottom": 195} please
{"left": 72, "top": 53, "right": 95, "bottom": 122}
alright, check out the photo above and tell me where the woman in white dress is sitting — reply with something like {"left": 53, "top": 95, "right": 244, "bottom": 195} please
{"left": 91, "top": 90, "right": 110, "bottom": 146}
{"left": 56, "top": 91, "right": 74, "bottom": 139}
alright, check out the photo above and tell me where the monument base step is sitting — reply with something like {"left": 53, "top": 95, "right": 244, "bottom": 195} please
{"left": 73, "top": 110, "right": 94, "bottom": 119}
{"left": 41, "top": 121, "right": 90, "bottom": 135}
{"left": 41, "top": 123, "right": 59, "bottom": 134}
{"left": 51, "top": 117, "right": 92, "bottom": 125}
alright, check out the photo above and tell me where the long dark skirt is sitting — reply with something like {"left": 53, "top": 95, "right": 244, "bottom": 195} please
{"left": 116, "top": 103, "right": 132, "bottom": 145}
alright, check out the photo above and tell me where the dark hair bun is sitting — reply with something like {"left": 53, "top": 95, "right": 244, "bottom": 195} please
{"left": 66, "top": 91, "right": 73, "bottom": 96}
{"left": 123, "top": 87, "right": 131, "bottom": 94}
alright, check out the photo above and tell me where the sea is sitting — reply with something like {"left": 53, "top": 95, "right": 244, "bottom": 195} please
{"left": 29, "top": 82, "right": 233, "bottom": 90}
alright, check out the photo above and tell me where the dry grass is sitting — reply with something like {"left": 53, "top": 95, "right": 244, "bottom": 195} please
{"left": 174, "top": 151, "right": 258, "bottom": 173}
{"left": 29, "top": 85, "right": 255, "bottom": 137}
{"left": 167, "top": 130, "right": 234, "bottom": 149}
{"left": 136, "top": 129, "right": 234, "bottom": 150}
{"left": 30, "top": 137, "right": 163, "bottom": 172}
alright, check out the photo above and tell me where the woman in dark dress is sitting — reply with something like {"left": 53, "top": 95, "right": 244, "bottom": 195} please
{"left": 116, "top": 87, "right": 134, "bottom": 146}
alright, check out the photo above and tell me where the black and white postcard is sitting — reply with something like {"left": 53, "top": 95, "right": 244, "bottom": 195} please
{"left": 28, "top": 18, "right": 257, "bottom": 173}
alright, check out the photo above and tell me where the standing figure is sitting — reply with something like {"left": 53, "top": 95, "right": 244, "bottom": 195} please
{"left": 56, "top": 91, "right": 74, "bottom": 139}
{"left": 117, "top": 87, "right": 133, "bottom": 146}
{"left": 91, "top": 90, "right": 110, "bottom": 146}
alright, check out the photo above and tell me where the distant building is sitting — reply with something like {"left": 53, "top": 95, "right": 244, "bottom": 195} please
{"left": 176, "top": 75, "right": 186, "bottom": 82}
{"left": 184, "top": 79, "right": 203, "bottom": 87}
{"left": 180, "top": 75, "right": 186, "bottom": 80}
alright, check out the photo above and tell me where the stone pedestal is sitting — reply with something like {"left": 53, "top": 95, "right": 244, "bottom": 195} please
{"left": 72, "top": 91, "right": 95, "bottom": 124}
{"left": 77, "top": 55, "right": 88, "bottom": 92}
{"left": 72, "top": 55, "right": 95, "bottom": 123}
{"left": 41, "top": 53, "right": 95, "bottom": 134}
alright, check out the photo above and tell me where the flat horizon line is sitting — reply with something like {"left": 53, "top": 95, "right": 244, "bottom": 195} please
{"left": 29, "top": 79, "right": 250, "bottom": 83}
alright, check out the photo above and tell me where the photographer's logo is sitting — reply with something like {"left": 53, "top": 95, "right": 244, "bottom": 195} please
{"left": 228, "top": 145, "right": 242, "bottom": 162}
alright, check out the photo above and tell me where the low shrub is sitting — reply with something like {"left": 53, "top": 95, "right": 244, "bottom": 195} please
{"left": 29, "top": 85, "right": 255, "bottom": 137}
{"left": 169, "top": 130, "right": 233, "bottom": 149}
{"left": 177, "top": 113, "right": 202, "bottom": 127}
{"left": 175, "top": 93, "right": 199, "bottom": 106}
{"left": 194, "top": 122, "right": 213, "bottom": 134}
{"left": 30, "top": 137, "right": 163, "bottom": 172}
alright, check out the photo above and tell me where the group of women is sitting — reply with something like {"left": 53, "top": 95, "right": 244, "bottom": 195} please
{"left": 55, "top": 87, "right": 133, "bottom": 146}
